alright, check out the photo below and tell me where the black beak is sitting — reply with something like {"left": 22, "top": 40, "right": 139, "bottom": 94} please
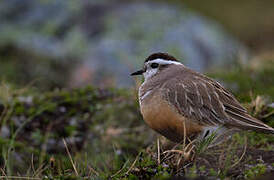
{"left": 130, "top": 69, "right": 144, "bottom": 76}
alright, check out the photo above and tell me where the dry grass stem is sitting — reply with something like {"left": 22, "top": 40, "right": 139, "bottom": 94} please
{"left": 231, "top": 136, "right": 247, "bottom": 168}
{"left": 33, "top": 164, "right": 48, "bottom": 178}
{"left": 31, "top": 154, "right": 35, "bottom": 175}
{"left": 32, "top": 163, "right": 45, "bottom": 177}
{"left": 125, "top": 152, "right": 141, "bottom": 175}
{"left": 182, "top": 120, "right": 186, "bottom": 152}
{"left": 157, "top": 138, "right": 160, "bottom": 165}
{"left": 111, "top": 160, "right": 129, "bottom": 178}
{"left": 163, "top": 149, "right": 185, "bottom": 155}
{"left": 0, "top": 168, "right": 7, "bottom": 177}
{"left": 62, "top": 138, "right": 79, "bottom": 176}
{"left": 162, "top": 143, "right": 180, "bottom": 161}
{"left": 262, "top": 110, "right": 274, "bottom": 118}
{"left": 88, "top": 165, "right": 99, "bottom": 176}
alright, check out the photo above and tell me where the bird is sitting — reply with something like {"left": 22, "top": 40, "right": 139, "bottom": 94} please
{"left": 131, "top": 52, "right": 274, "bottom": 146}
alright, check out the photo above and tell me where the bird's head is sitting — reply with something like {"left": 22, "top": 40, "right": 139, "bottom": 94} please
{"left": 131, "top": 52, "right": 183, "bottom": 81}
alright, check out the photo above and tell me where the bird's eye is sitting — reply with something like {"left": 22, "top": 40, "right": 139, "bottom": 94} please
{"left": 150, "top": 63, "right": 159, "bottom": 69}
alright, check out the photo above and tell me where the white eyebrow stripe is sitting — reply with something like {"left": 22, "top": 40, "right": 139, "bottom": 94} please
{"left": 146, "top": 58, "right": 183, "bottom": 66}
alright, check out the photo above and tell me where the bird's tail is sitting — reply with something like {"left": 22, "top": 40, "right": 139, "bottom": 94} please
{"left": 228, "top": 113, "right": 274, "bottom": 134}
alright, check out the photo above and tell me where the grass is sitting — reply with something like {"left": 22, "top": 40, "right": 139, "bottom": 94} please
{"left": 0, "top": 58, "right": 274, "bottom": 179}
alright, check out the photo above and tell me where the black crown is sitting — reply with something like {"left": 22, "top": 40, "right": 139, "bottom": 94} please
{"left": 145, "top": 52, "right": 178, "bottom": 63}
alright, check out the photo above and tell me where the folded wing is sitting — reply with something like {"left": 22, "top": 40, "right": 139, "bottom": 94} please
{"left": 163, "top": 69, "right": 274, "bottom": 134}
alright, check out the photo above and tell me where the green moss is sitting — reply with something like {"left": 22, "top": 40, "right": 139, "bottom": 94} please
{"left": 209, "top": 168, "right": 218, "bottom": 177}
{"left": 187, "top": 164, "right": 198, "bottom": 179}
{"left": 14, "top": 105, "right": 25, "bottom": 114}
{"left": 0, "top": 57, "right": 274, "bottom": 179}
{"left": 244, "top": 164, "right": 267, "bottom": 179}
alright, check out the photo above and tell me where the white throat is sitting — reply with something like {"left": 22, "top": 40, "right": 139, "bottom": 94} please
{"left": 143, "top": 68, "right": 158, "bottom": 81}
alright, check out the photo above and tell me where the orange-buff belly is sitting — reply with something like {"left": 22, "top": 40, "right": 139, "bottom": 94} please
{"left": 140, "top": 95, "right": 203, "bottom": 143}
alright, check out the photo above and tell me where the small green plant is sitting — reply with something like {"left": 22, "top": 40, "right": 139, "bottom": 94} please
{"left": 209, "top": 168, "right": 218, "bottom": 177}
{"left": 244, "top": 163, "right": 267, "bottom": 179}
{"left": 186, "top": 164, "right": 198, "bottom": 179}
{"left": 196, "top": 130, "right": 218, "bottom": 155}
{"left": 199, "top": 165, "right": 206, "bottom": 174}
{"left": 0, "top": 57, "right": 273, "bottom": 179}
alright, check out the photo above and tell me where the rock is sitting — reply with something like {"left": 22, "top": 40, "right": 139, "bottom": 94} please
{"left": 0, "top": 0, "right": 247, "bottom": 88}
{"left": 70, "top": 2, "right": 247, "bottom": 87}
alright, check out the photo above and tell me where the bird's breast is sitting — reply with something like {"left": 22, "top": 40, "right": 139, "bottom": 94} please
{"left": 139, "top": 91, "right": 203, "bottom": 143}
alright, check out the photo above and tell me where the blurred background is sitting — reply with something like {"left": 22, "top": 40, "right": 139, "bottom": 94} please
{"left": 1, "top": 0, "right": 274, "bottom": 178}
{"left": 0, "top": 0, "right": 273, "bottom": 90}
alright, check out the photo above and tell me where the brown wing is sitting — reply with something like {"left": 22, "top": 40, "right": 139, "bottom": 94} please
{"left": 163, "top": 75, "right": 228, "bottom": 126}
{"left": 162, "top": 69, "right": 274, "bottom": 134}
